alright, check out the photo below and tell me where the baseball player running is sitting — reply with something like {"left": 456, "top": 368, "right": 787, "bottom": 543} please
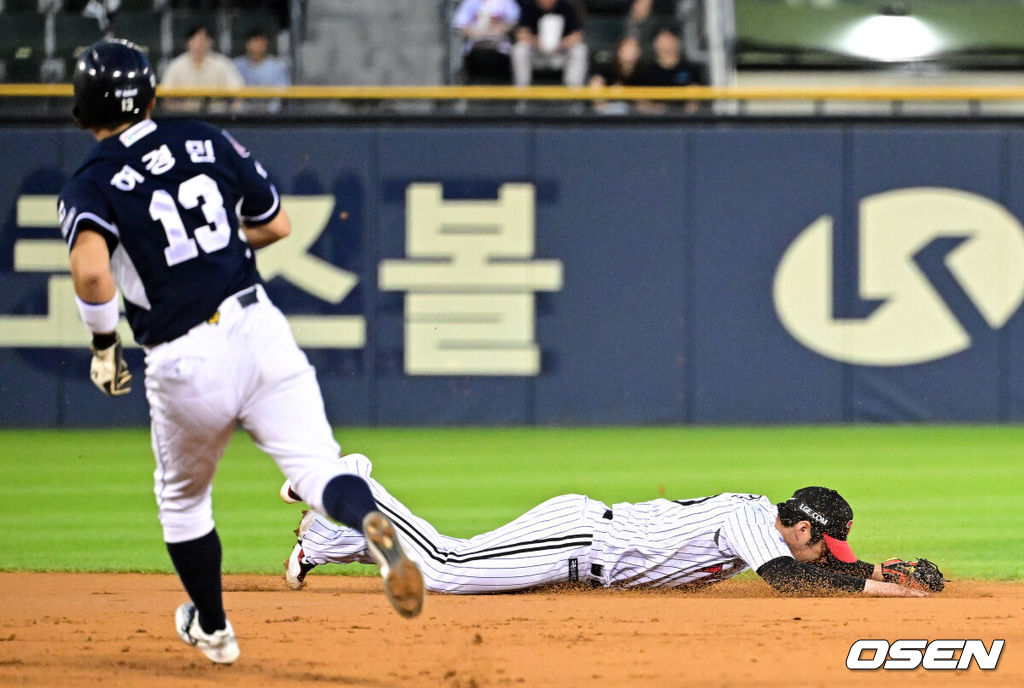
{"left": 281, "top": 454, "right": 944, "bottom": 597}
{"left": 60, "top": 39, "right": 424, "bottom": 665}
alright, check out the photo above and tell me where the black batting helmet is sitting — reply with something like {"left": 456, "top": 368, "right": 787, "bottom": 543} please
{"left": 72, "top": 39, "right": 156, "bottom": 129}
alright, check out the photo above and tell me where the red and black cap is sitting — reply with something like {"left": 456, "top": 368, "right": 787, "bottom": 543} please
{"left": 784, "top": 486, "right": 857, "bottom": 563}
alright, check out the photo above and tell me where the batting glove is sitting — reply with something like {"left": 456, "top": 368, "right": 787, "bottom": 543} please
{"left": 90, "top": 332, "right": 132, "bottom": 396}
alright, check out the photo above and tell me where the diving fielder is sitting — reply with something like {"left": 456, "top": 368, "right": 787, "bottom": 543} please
{"left": 60, "top": 39, "right": 424, "bottom": 665}
{"left": 282, "top": 454, "right": 944, "bottom": 596}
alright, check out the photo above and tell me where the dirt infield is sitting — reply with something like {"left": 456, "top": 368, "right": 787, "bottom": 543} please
{"left": 0, "top": 573, "right": 1020, "bottom": 687}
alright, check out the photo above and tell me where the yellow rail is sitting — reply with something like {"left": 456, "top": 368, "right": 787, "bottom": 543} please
{"left": 4, "top": 84, "right": 1024, "bottom": 101}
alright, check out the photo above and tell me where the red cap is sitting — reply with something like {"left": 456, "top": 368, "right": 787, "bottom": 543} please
{"left": 823, "top": 533, "right": 858, "bottom": 563}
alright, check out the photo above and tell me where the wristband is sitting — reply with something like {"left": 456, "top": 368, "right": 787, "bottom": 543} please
{"left": 91, "top": 332, "right": 118, "bottom": 349}
{"left": 75, "top": 294, "right": 120, "bottom": 334}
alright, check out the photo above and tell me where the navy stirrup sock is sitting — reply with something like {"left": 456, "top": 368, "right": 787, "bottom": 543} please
{"left": 166, "top": 529, "right": 226, "bottom": 634}
{"left": 321, "top": 474, "right": 378, "bottom": 533}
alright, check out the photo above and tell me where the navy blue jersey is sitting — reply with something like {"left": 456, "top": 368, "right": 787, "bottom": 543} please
{"left": 58, "top": 118, "right": 280, "bottom": 345}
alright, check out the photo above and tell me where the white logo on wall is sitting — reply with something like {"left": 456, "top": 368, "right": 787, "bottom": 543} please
{"left": 379, "top": 183, "right": 563, "bottom": 376}
{"left": 774, "top": 187, "right": 1024, "bottom": 366}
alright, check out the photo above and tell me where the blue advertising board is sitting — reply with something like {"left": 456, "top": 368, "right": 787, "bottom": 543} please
{"left": 3, "top": 120, "right": 1024, "bottom": 426}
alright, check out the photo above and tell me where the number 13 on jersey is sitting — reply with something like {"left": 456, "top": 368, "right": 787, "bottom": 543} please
{"left": 149, "top": 173, "right": 232, "bottom": 266}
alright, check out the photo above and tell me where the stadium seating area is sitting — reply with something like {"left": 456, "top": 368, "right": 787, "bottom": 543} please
{"left": 0, "top": 0, "right": 285, "bottom": 83}
{"left": 4, "top": 0, "right": 1024, "bottom": 87}
{"left": 0, "top": 0, "right": 689, "bottom": 86}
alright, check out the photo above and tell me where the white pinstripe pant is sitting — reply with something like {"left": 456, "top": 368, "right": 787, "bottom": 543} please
{"left": 299, "top": 454, "right": 610, "bottom": 593}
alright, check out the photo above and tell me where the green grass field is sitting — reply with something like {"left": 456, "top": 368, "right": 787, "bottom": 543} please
{"left": 0, "top": 426, "right": 1021, "bottom": 580}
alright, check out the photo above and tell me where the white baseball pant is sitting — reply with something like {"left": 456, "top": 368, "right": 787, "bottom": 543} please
{"left": 145, "top": 285, "right": 352, "bottom": 543}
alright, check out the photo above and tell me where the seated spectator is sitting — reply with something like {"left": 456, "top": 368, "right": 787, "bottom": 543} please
{"left": 511, "top": 0, "right": 588, "bottom": 88}
{"left": 235, "top": 28, "right": 289, "bottom": 87}
{"left": 635, "top": 23, "right": 706, "bottom": 113}
{"left": 589, "top": 35, "right": 644, "bottom": 88}
{"left": 637, "top": 23, "right": 704, "bottom": 87}
{"left": 234, "top": 27, "right": 289, "bottom": 113}
{"left": 452, "top": 0, "right": 521, "bottom": 84}
{"left": 161, "top": 24, "right": 244, "bottom": 113}
{"left": 588, "top": 35, "right": 644, "bottom": 114}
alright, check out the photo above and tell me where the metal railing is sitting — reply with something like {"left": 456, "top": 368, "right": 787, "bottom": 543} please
{"left": 4, "top": 83, "right": 1024, "bottom": 119}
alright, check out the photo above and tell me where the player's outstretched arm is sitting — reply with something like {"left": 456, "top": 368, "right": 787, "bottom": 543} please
{"left": 817, "top": 556, "right": 886, "bottom": 581}
{"left": 863, "top": 578, "right": 928, "bottom": 597}
{"left": 756, "top": 556, "right": 929, "bottom": 596}
{"left": 805, "top": 553, "right": 945, "bottom": 594}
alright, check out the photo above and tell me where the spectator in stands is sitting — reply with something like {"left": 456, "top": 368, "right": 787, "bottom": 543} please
{"left": 511, "top": 0, "right": 588, "bottom": 88}
{"left": 452, "top": 0, "right": 521, "bottom": 84}
{"left": 590, "top": 34, "right": 644, "bottom": 88}
{"left": 637, "top": 23, "right": 704, "bottom": 87}
{"left": 161, "top": 24, "right": 244, "bottom": 113}
{"left": 234, "top": 27, "right": 289, "bottom": 113}
{"left": 588, "top": 35, "right": 644, "bottom": 114}
{"left": 636, "top": 23, "right": 706, "bottom": 113}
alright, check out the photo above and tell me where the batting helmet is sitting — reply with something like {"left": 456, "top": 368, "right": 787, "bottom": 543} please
{"left": 72, "top": 39, "right": 156, "bottom": 129}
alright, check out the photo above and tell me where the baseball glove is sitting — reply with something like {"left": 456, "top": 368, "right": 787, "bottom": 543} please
{"left": 881, "top": 558, "right": 946, "bottom": 593}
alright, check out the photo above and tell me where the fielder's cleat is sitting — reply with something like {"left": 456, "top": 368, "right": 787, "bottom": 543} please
{"left": 174, "top": 601, "right": 240, "bottom": 664}
{"left": 284, "top": 543, "right": 316, "bottom": 590}
{"left": 279, "top": 479, "right": 303, "bottom": 504}
{"left": 284, "top": 509, "right": 319, "bottom": 590}
{"left": 362, "top": 510, "right": 425, "bottom": 619}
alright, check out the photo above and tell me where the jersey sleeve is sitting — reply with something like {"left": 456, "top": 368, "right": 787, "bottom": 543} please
{"left": 58, "top": 178, "right": 120, "bottom": 252}
{"left": 718, "top": 501, "right": 793, "bottom": 572}
{"left": 218, "top": 128, "right": 281, "bottom": 226}
{"left": 756, "top": 557, "right": 867, "bottom": 594}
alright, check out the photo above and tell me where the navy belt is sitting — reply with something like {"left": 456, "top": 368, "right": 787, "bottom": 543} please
{"left": 236, "top": 287, "right": 259, "bottom": 308}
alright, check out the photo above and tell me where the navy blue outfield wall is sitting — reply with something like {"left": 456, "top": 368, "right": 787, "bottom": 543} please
{"left": 4, "top": 121, "right": 1024, "bottom": 426}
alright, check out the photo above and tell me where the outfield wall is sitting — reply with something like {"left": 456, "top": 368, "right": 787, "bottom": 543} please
{"left": 3, "top": 121, "right": 1024, "bottom": 426}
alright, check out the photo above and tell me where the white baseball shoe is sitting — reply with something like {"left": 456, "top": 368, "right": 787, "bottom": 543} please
{"left": 283, "top": 509, "right": 318, "bottom": 590}
{"left": 279, "top": 479, "right": 303, "bottom": 504}
{"left": 362, "top": 510, "right": 425, "bottom": 619}
{"left": 175, "top": 602, "right": 240, "bottom": 664}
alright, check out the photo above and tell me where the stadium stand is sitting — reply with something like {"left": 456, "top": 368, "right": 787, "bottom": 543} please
{"left": 0, "top": 11, "right": 45, "bottom": 82}
{"left": 110, "top": 10, "right": 165, "bottom": 64}
{"left": 297, "top": 0, "right": 445, "bottom": 85}
{"left": 53, "top": 11, "right": 107, "bottom": 79}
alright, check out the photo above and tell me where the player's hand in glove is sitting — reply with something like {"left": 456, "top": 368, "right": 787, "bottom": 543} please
{"left": 90, "top": 332, "right": 132, "bottom": 396}
{"left": 881, "top": 558, "right": 945, "bottom": 593}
